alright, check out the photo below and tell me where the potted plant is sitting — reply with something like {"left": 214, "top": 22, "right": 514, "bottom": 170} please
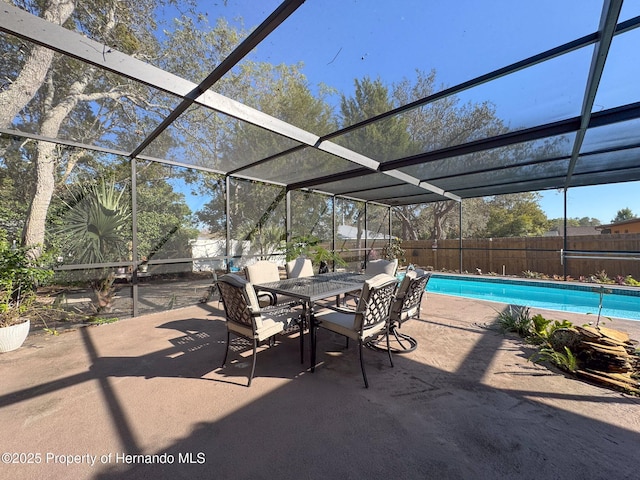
{"left": 285, "top": 235, "right": 347, "bottom": 272}
{"left": 381, "top": 238, "right": 406, "bottom": 266}
{"left": 0, "top": 234, "right": 53, "bottom": 352}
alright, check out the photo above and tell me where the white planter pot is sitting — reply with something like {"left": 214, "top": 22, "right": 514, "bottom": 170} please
{"left": 0, "top": 320, "right": 30, "bottom": 353}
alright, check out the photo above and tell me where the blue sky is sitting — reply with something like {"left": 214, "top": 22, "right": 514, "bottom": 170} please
{"left": 539, "top": 185, "right": 640, "bottom": 223}
{"left": 170, "top": 1, "right": 640, "bottom": 223}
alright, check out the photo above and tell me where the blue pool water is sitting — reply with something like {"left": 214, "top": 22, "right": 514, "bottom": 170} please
{"left": 425, "top": 274, "right": 640, "bottom": 321}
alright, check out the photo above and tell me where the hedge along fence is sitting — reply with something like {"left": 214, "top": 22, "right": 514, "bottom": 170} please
{"left": 401, "top": 233, "right": 640, "bottom": 280}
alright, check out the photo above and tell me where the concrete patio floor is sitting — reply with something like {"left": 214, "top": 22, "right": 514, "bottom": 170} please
{"left": 1, "top": 293, "right": 640, "bottom": 480}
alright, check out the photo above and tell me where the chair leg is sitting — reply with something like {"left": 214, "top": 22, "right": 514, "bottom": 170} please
{"left": 311, "top": 315, "right": 317, "bottom": 372}
{"left": 386, "top": 332, "right": 394, "bottom": 367}
{"left": 248, "top": 338, "right": 258, "bottom": 387}
{"left": 299, "top": 314, "right": 305, "bottom": 364}
{"left": 359, "top": 340, "right": 369, "bottom": 388}
{"left": 221, "top": 330, "right": 230, "bottom": 367}
{"left": 391, "top": 325, "right": 418, "bottom": 353}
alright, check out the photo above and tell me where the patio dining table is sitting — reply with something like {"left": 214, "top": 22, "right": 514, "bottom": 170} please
{"left": 254, "top": 272, "right": 374, "bottom": 370}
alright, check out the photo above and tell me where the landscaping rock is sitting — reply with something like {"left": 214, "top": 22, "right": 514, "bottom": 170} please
{"left": 566, "top": 326, "right": 640, "bottom": 394}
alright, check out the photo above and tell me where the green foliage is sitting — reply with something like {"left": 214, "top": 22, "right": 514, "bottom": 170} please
{"left": 548, "top": 319, "right": 574, "bottom": 336}
{"left": 547, "top": 216, "right": 601, "bottom": 229}
{"left": 622, "top": 275, "right": 640, "bottom": 287}
{"left": 86, "top": 317, "right": 119, "bottom": 326}
{"left": 0, "top": 166, "right": 28, "bottom": 237}
{"left": 497, "top": 305, "right": 532, "bottom": 337}
{"left": 483, "top": 193, "right": 549, "bottom": 238}
{"left": 504, "top": 309, "right": 581, "bottom": 373}
{"left": 381, "top": 238, "right": 406, "bottom": 265}
{"left": 594, "top": 270, "right": 612, "bottom": 284}
{"left": 530, "top": 314, "right": 574, "bottom": 343}
{"left": 135, "top": 162, "right": 199, "bottom": 260}
{"left": 0, "top": 232, "right": 54, "bottom": 327}
{"left": 611, "top": 208, "right": 635, "bottom": 223}
{"left": 531, "top": 346, "right": 578, "bottom": 373}
{"left": 55, "top": 178, "right": 131, "bottom": 264}
{"left": 530, "top": 314, "right": 551, "bottom": 338}
{"left": 54, "top": 178, "right": 131, "bottom": 313}
{"left": 522, "top": 270, "right": 547, "bottom": 279}
{"left": 340, "top": 77, "right": 414, "bottom": 159}
{"left": 285, "top": 235, "right": 346, "bottom": 268}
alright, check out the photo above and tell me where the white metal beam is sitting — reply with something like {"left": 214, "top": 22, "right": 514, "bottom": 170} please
{"left": 564, "top": 0, "right": 622, "bottom": 188}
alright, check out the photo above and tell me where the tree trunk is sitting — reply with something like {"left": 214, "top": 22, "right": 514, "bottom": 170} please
{"left": 433, "top": 201, "right": 457, "bottom": 240}
{"left": 21, "top": 72, "right": 94, "bottom": 248}
{"left": 21, "top": 140, "right": 57, "bottom": 251}
{"left": 393, "top": 208, "right": 418, "bottom": 240}
{"left": 0, "top": 0, "right": 75, "bottom": 128}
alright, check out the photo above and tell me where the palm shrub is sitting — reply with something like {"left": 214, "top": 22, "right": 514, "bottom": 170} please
{"left": 56, "top": 179, "right": 130, "bottom": 313}
{"left": 531, "top": 346, "right": 578, "bottom": 373}
{"left": 497, "top": 305, "right": 532, "bottom": 337}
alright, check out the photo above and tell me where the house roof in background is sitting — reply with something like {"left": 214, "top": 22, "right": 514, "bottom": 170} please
{"left": 544, "top": 226, "right": 601, "bottom": 236}
{"left": 598, "top": 217, "right": 640, "bottom": 228}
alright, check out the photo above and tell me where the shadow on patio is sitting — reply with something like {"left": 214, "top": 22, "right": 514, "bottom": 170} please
{"left": 2, "top": 294, "right": 640, "bottom": 480}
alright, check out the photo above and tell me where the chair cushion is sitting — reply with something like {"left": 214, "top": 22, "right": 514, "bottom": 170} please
{"left": 286, "top": 258, "right": 314, "bottom": 278}
{"left": 228, "top": 315, "right": 286, "bottom": 341}
{"left": 365, "top": 259, "right": 398, "bottom": 276}
{"left": 314, "top": 308, "right": 387, "bottom": 341}
{"left": 245, "top": 261, "right": 295, "bottom": 307}
{"left": 316, "top": 273, "right": 397, "bottom": 341}
{"left": 219, "top": 273, "right": 294, "bottom": 340}
{"left": 245, "top": 261, "right": 280, "bottom": 283}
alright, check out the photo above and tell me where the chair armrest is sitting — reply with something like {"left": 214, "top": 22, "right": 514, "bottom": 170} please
{"left": 316, "top": 303, "right": 353, "bottom": 313}
{"left": 394, "top": 291, "right": 407, "bottom": 301}
{"left": 315, "top": 304, "right": 367, "bottom": 316}
{"left": 256, "top": 290, "right": 277, "bottom": 306}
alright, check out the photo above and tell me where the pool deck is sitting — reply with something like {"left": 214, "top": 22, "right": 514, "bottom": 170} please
{"left": 1, "top": 293, "right": 640, "bottom": 479}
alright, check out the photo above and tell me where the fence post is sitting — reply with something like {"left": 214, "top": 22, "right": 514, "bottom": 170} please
{"left": 432, "top": 239, "right": 438, "bottom": 270}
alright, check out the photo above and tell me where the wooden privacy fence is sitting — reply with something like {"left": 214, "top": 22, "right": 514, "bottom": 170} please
{"left": 401, "top": 234, "right": 640, "bottom": 280}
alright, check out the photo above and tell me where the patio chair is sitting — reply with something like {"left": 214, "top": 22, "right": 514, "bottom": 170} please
{"left": 366, "top": 258, "right": 398, "bottom": 276}
{"left": 245, "top": 260, "right": 302, "bottom": 308}
{"left": 312, "top": 273, "right": 398, "bottom": 388}
{"left": 343, "top": 258, "right": 399, "bottom": 305}
{"left": 374, "top": 270, "right": 431, "bottom": 353}
{"left": 217, "top": 274, "right": 300, "bottom": 387}
{"left": 286, "top": 257, "right": 314, "bottom": 278}
{"left": 244, "top": 260, "right": 281, "bottom": 307}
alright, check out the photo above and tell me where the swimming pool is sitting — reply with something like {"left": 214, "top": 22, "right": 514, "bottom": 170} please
{"left": 425, "top": 274, "right": 640, "bottom": 321}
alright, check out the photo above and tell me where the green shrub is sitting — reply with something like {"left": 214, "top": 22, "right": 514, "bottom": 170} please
{"left": 531, "top": 346, "right": 578, "bottom": 373}
{"left": 623, "top": 275, "right": 640, "bottom": 287}
{"left": 497, "top": 305, "right": 532, "bottom": 337}
{"left": 0, "top": 233, "right": 54, "bottom": 327}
